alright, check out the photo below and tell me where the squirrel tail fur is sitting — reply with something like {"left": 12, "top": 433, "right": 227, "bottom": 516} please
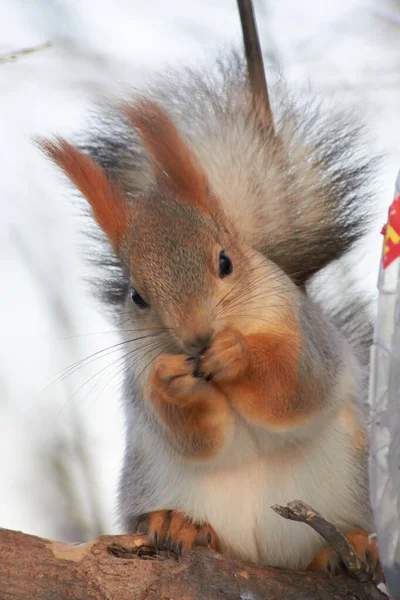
{"left": 82, "top": 52, "right": 376, "bottom": 355}
{"left": 85, "top": 56, "right": 374, "bottom": 271}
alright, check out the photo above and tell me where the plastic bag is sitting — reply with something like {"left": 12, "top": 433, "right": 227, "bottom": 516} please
{"left": 369, "top": 171, "right": 400, "bottom": 597}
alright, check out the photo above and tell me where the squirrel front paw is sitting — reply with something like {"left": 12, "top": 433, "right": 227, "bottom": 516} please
{"left": 149, "top": 352, "right": 232, "bottom": 459}
{"left": 195, "top": 328, "right": 247, "bottom": 383}
{"left": 136, "top": 510, "right": 219, "bottom": 555}
{"left": 152, "top": 354, "right": 209, "bottom": 406}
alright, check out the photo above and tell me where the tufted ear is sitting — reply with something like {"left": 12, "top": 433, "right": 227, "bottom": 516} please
{"left": 39, "top": 137, "right": 129, "bottom": 245}
{"left": 123, "top": 100, "right": 213, "bottom": 211}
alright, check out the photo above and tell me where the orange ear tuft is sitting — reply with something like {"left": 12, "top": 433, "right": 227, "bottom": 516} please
{"left": 123, "top": 100, "right": 209, "bottom": 209}
{"left": 39, "top": 137, "right": 129, "bottom": 245}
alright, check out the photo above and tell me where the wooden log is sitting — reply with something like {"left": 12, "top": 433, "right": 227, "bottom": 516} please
{"left": 0, "top": 527, "right": 386, "bottom": 600}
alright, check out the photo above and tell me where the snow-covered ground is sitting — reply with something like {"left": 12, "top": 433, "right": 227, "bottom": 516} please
{"left": 0, "top": 0, "right": 399, "bottom": 542}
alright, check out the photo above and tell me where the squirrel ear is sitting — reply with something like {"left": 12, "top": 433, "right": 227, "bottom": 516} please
{"left": 38, "top": 137, "right": 129, "bottom": 245}
{"left": 123, "top": 100, "right": 211, "bottom": 210}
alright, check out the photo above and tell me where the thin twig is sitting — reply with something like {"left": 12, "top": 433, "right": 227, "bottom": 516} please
{"left": 0, "top": 42, "right": 51, "bottom": 63}
{"left": 237, "top": 0, "right": 274, "bottom": 133}
{"left": 272, "top": 501, "right": 374, "bottom": 584}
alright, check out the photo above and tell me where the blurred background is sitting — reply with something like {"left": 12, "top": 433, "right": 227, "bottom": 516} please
{"left": 0, "top": 0, "right": 399, "bottom": 543}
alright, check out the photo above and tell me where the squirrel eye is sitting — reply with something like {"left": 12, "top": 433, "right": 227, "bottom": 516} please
{"left": 129, "top": 286, "right": 149, "bottom": 309}
{"left": 219, "top": 251, "right": 233, "bottom": 278}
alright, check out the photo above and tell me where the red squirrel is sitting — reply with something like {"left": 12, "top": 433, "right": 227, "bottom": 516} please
{"left": 40, "top": 48, "right": 380, "bottom": 576}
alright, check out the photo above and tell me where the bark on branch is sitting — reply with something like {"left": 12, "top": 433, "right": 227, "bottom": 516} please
{"left": 0, "top": 525, "right": 386, "bottom": 600}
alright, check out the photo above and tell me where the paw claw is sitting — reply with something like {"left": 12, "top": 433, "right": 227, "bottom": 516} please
{"left": 326, "top": 559, "right": 343, "bottom": 576}
{"left": 136, "top": 515, "right": 148, "bottom": 535}
{"left": 185, "top": 356, "right": 197, "bottom": 363}
{"left": 192, "top": 367, "right": 205, "bottom": 379}
{"left": 338, "top": 559, "right": 346, "bottom": 573}
{"left": 166, "top": 535, "right": 172, "bottom": 556}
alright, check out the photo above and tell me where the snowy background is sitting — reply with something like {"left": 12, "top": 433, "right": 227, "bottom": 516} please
{"left": 0, "top": 0, "right": 399, "bottom": 543}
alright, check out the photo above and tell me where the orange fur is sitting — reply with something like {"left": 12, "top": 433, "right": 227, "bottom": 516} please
{"left": 166, "top": 512, "right": 199, "bottom": 550}
{"left": 136, "top": 510, "right": 219, "bottom": 554}
{"left": 39, "top": 138, "right": 129, "bottom": 244}
{"left": 213, "top": 328, "right": 310, "bottom": 428}
{"left": 123, "top": 100, "right": 213, "bottom": 211}
{"left": 307, "top": 529, "right": 382, "bottom": 580}
{"left": 147, "top": 353, "right": 233, "bottom": 459}
{"left": 138, "top": 509, "right": 169, "bottom": 541}
{"left": 339, "top": 405, "right": 367, "bottom": 451}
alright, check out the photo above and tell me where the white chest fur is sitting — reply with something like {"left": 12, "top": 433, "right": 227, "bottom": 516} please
{"left": 167, "top": 415, "right": 369, "bottom": 569}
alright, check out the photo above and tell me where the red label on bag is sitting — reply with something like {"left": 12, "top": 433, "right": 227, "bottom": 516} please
{"left": 382, "top": 195, "right": 400, "bottom": 269}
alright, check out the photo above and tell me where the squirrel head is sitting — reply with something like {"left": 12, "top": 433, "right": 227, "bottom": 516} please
{"left": 40, "top": 100, "right": 293, "bottom": 356}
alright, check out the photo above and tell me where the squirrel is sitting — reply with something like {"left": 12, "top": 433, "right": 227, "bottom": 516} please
{"left": 40, "top": 51, "right": 381, "bottom": 575}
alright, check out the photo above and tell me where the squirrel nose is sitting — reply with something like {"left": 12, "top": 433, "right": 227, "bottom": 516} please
{"left": 182, "top": 330, "right": 213, "bottom": 356}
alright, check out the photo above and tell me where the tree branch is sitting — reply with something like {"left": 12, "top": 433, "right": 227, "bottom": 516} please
{"left": 0, "top": 526, "right": 387, "bottom": 600}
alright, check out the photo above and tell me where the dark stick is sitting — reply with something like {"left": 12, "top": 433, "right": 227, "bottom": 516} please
{"left": 237, "top": 0, "right": 274, "bottom": 131}
{"left": 272, "top": 500, "right": 386, "bottom": 599}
